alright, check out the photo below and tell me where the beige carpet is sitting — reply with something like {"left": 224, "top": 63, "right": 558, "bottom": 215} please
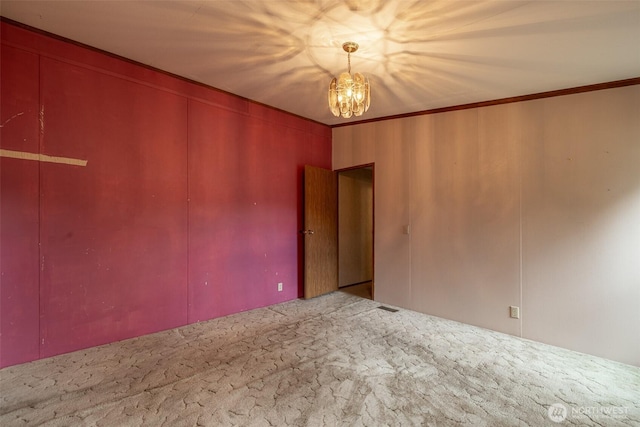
{"left": 1, "top": 292, "right": 638, "bottom": 426}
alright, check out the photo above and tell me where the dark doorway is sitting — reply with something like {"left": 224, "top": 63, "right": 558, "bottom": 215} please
{"left": 337, "top": 165, "right": 374, "bottom": 300}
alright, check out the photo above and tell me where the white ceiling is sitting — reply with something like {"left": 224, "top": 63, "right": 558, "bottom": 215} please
{"left": 2, "top": 1, "right": 639, "bottom": 125}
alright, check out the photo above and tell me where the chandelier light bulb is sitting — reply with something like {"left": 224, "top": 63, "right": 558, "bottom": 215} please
{"left": 328, "top": 42, "right": 370, "bottom": 118}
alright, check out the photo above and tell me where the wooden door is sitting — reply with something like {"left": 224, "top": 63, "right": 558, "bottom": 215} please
{"left": 303, "top": 165, "right": 338, "bottom": 299}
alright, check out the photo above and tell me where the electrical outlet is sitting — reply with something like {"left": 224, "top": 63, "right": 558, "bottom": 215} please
{"left": 509, "top": 306, "right": 520, "bottom": 319}
{"left": 277, "top": 282, "right": 283, "bottom": 292}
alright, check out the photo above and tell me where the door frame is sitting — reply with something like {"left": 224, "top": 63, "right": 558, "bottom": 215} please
{"left": 336, "top": 163, "right": 375, "bottom": 300}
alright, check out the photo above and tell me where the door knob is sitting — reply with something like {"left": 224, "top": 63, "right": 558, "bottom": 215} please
{"left": 300, "top": 230, "right": 315, "bottom": 235}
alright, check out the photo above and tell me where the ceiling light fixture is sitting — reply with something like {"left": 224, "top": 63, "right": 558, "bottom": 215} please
{"left": 328, "top": 42, "right": 370, "bottom": 118}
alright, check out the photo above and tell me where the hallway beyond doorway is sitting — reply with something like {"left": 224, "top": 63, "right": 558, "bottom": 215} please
{"left": 338, "top": 281, "right": 372, "bottom": 300}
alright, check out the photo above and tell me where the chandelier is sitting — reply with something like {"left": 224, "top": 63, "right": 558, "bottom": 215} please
{"left": 328, "top": 42, "right": 370, "bottom": 118}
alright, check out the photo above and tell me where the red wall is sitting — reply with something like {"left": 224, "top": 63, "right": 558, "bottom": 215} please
{"left": 0, "top": 22, "right": 332, "bottom": 368}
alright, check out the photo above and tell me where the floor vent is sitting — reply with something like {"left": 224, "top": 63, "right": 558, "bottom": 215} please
{"left": 377, "top": 306, "right": 399, "bottom": 313}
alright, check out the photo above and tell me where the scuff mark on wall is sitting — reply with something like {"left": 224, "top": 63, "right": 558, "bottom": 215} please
{"left": 39, "top": 105, "right": 45, "bottom": 135}
{"left": 0, "top": 111, "right": 25, "bottom": 128}
{"left": 0, "top": 149, "right": 88, "bottom": 167}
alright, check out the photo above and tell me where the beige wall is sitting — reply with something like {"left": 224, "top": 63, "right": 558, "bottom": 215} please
{"left": 333, "top": 85, "right": 640, "bottom": 366}
{"left": 338, "top": 168, "right": 373, "bottom": 287}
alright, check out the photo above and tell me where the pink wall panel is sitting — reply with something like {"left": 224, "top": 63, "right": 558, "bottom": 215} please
{"left": 1, "top": 21, "right": 331, "bottom": 367}
{"left": 0, "top": 46, "right": 41, "bottom": 367}
{"left": 188, "top": 101, "right": 304, "bottom": 320}
{"left": 38, "top": 58, "right": 188, "bottom": 357}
